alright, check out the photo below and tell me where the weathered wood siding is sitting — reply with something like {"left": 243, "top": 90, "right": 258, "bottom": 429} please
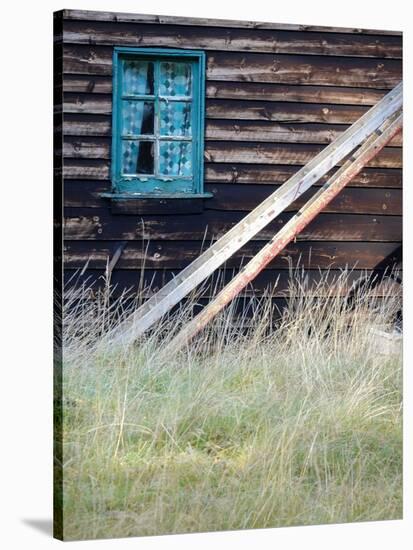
{"left": 56, "top": 9, "right": 402, "bottom": 298}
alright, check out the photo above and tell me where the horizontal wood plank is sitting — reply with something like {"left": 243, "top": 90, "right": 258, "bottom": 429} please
{"left": 206, "top": 185, "right": 401, "bottom": 214}
{"left": 62, "top": 93, "right": 370, "bottom": 123}
{"left": 204, "top": 164, "right": 402, "bottom": 186}
{"left": 62, "top": 159, "right": 110, "bottom": 179}
{"left": 63, "top": 209, "right": 402, "bottom": 241}
{"left": 61, "top": 10, "right": 402, "bottom": 36}
{"left": 207, "top": 121, "right": 403, "bottom": 146}
{"left": 207, "top": 52, "right": 402, "bottom": 88}
{"left": 63, "top": 75, "right": 113, "bottom": 94}
{"left": 62, "top": 20, "right": 402, "bottom": 58}
{"left": 62, "top": 159, "right": 403, "bottom": 185}
{"left": 62, "top": 136, "right": 402, "bottom": 169}
{"left": 61, "top": 93, "right": 111, "bottom": 114}
{"left": 204, "top": 141, "right": 402, "bottom": 168}
{"left": 63, "top": 76, "right": 391, "bottom": 105}
{"left": 62, "top": 114, "right": 111, "bottom": 135}
{"left": 61, "top": 113, "right": 402, "bottom": 147}
{"left": 63, "top": 181, "right": 401, "bottom": 215}
{"left": 206, "top": 99, "right": 370, "bottom": 123}
{"left": 64, "top": 240, "right": 402, "bottom": 270}
{"left": 62, "top": 167, "right": 403, "bottom": 209}
{"left": 62, "top": 45, "right": 402, "bottom": 88}
{"left": 62, "top": 93, "right": 372, "bottom": 123}
{"left": 65, "top": 268, "right": 401, "bottom": 299}
{"left": 205, "top": 82, "right": 390, "bottom": 104}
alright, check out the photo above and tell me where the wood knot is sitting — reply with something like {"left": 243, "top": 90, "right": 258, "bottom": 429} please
{"left": 261, "top": 108, "right": 273, "bottom": 121}
{"left": 271, "top": 60, "right": 281, "bottom": 73}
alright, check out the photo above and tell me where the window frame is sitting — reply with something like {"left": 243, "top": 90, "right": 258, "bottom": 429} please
{"left": 109, "top": 47, "right": 209, "bottom": 199}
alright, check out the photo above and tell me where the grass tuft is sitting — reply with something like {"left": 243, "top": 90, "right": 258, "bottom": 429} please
{"left": 59, "top": 268, "right": 402, "bottom": 540}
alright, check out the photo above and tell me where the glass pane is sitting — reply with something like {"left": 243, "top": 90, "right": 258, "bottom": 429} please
{"left": 122, "top": 60, "right": 154, "bottom": 96}
{"left": 159, "top": 62, "right": 192, "bottom": 97}
{"left": 121, "top": 140, "right": 154, "bottom": 175}
{"left": 160, "top": 101, "right": 192, "bottom": 137}
{"left": 122, "top": 100, "right": 154, "bottom": 136}
{"left": 159, "top": 141, "right": 192, "bottom": 176}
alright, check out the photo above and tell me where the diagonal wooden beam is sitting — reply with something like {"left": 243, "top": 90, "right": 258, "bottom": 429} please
{"left": 105, "top": 82, "right": 402, "bottom": 348}
{"left": 164, "top": 110, "right": 403, "bottom": 354}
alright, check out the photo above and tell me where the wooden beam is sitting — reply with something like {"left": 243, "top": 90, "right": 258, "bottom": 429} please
{"left": 62, "top": 135, "right": 402, "bottom": 169}
{"left": 62, "top": 76, "right": 391, "bottom": 105}
{"left": 62, "top": 44, "right": 402, "bottom": 88}
{"left": 62, "top": 20, "right": 402, "bottom": 58}
{"left": 64, "top": 241, "right": 403, "bottom": 271}
{"left": 63, "top": 210, "right": 402, "bottom": 242}
{"left": 61, "top": 115, "right": 402, "bottom": 146}
{"left": 164, "top": 110, "right": 402, "bottom": 353}
{"left": 63, "top": 182, "right": 402, "bottom": 214}
{"left": 64, "top": 267, "right": 402, "bottom": 298}
{"left": 103, "top": 83, "right": 402, "bottom": 347}
{"left": 61, "top": 10, "right": 402, "bottom": 36}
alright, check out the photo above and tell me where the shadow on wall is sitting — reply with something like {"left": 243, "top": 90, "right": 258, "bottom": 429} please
{"left": 21, "top": 519, "right": 53, "bottom": 537}
{"left": 346, "top": 243, "right": 402, "bottom": 328}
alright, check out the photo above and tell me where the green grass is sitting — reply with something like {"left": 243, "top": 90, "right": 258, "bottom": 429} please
{"left": 58, "top": 270, "right": 402, "bottom": 540}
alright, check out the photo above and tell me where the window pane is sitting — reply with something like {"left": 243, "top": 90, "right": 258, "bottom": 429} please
{"left": 160, "top": 101, "right": 192, "bottom": 137}
{"left": 122, "top": 101, "right": 154, "bottom": 136}
{"left": 159, "top": 142, "right": 192, "bottom": 176}
{"left": 122, "top": 60, "right": 154, "bottom": 96}
{"left": 122, "top": 140, "right": 154, "bottom": 175}
{"left": 159, "top": 62, "right": 192, "bottom": 97}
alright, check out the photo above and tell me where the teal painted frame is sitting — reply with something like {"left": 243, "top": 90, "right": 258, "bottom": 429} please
{"left": 110, "top": 47, "right": 208, "bottom": 198}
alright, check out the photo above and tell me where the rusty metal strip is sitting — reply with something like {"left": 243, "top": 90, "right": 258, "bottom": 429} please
{"left": 105, "top": 82, "right": 402, "bottom": 348}
{"left": 164, "top": 110, "right": 403, "bottom": 354}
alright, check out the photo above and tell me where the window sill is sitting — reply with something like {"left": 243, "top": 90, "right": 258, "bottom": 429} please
{"left": 100, "top": 192, "right": 213, "bottom": 215}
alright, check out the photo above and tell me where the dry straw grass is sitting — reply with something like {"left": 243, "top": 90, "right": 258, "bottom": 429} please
{"left": 57, "top": 267, "right": 402, "bottom": 540}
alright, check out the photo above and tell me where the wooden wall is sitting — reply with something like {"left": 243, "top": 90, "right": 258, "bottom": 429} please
{"left": 56, "top": 9, "right": 402, "bottom": 299}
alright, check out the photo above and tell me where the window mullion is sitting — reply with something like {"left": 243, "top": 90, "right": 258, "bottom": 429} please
{"left": 154, "top": 61, "right": 160, "bottom": 178}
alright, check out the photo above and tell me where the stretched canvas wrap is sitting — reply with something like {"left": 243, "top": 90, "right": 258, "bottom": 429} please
{"left": 54, "top": 9, "right": 403, "bottom": 541}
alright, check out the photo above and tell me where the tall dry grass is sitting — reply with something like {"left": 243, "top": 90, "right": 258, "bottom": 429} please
{"left": 58, "top": 268, "right": 402, "bottom": 540}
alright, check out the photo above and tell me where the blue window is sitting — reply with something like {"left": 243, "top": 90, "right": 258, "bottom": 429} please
{"left": 111, "top": 47, "right": 209, "bottom": 198}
